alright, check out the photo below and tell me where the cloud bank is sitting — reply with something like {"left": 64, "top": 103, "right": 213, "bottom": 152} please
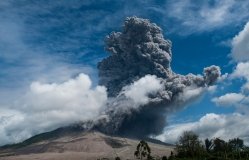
{"left": 0, "top": 74, "right": 107, "bottom": 145}
{"left": 163, "top": 0, "right": 249, "bottom": 33}
{"left": 212, "top": 93, "right": 245, "bottom": 107}
{"left": 157, "top": 113, "right": 249, "bottom": 145}
{"left": 231, "top": 22, "right": 249, "bottom": 62}
{"left": 214, "top": 21, "right": 249, "bottom": 109}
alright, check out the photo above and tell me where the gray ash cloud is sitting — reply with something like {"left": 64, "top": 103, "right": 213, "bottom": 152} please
{"left": 93, "top": 17, "right": 221, "bottom": 137}
{"left": 98, "top": 17, "right": 173, "bottom": 97}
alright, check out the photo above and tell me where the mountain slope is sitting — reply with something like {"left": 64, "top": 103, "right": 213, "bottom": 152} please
{"left": 0, "top": 127, "right": 174, "bottom": 160}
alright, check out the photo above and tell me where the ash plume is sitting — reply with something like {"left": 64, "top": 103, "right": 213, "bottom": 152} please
{"left": 98, "top": 17, "right": 173, "bottom": 97}
{"left": 93, "top": 17, "right": 221, "bottom": 137}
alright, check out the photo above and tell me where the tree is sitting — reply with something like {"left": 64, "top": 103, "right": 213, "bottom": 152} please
{"left": 168, "top": 151, "right": 174, "bottom": 160}
{"left": 115, "top": 157, "right": 121, "bottom": 160}
{"left": 213, "top": 138, "right": 227, "bottom": 152}
{"left": 204, "top": 138, "right": 213, "bottom": 153}
{"left": 134, "top": 140, "right": 151, "bottom": 160}
{"left": 212, "top": 138, "right": 230, "bottom": 159}
{"left": 228, "top": 138, "right": 244, "bottom": 152}
{"left": 228, "top": 138, "right": 244, "bottom": 159}
{"left": 175, "top": 131, "right": 203, "bottom": 158}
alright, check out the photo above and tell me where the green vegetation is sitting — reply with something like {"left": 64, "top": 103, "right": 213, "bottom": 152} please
{"left": 175, "top": 131, "right": 204, "bottom": 158}
{"left": 134, "top": 140, "right": 152, "bottom": 160}
{"left": 120, "top": 131, "right": 249, "bottom": 160}
{"left": 173, "top": 131, "right": 249, "bottom": 160}
{"left": 115, "top": 156, "right": 121, "bottom": 160}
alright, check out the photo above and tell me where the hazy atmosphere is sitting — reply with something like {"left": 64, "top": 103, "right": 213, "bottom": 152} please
{"left": 0, "top": 0, "right": 249, "bottom": 148}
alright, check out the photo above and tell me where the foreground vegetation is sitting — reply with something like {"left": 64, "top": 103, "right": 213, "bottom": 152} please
{"left": 173, "top": 131, "right": 249, "bottom": 160}
{"left": 112, "top": 131, "right": 249, "bottom": 160}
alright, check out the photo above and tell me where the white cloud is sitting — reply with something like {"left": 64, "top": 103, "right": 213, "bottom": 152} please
{"left": 211, "top": 19, "right": 249, "bottom": 108}
{"left": 231, "top": 22, "right": 249, "bottom": 62}
{"left": 242, "top": 82, "right": 249, "bottom": 94}
{"left": 178, "top": 87, "right": 204, "bottom": 102}
{"left": 22, "top": 73, "right": 107, "bottom": 114}
{"left": 231, "top": 62, "right": 249, "bottom": 80}
{"left": 122, "top": 75, "right": 163, "bottom": 106}
{"left": 0, "top": 73, "right": 107, "bottom": 146}
{"left": 163, "top": 0, "right": 249, "bottom": 33}
{"left": 207, "top": 85, "right": 217, "bottom": 93}
{"left": 0, "top": 108, "right": 25, "bottom": 145}
{"left": 157, "top": 113, "right": 249, "bottom": 145}
{"left": 212, "top": 93, "right": 245, "bottom": 106}
{"left": 212, "top": 61, "right": 249, "bottom": 107}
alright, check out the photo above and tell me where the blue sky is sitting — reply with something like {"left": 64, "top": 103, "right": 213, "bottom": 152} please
{"left": 1, "top": 0, "right": 249, "bottom": 145}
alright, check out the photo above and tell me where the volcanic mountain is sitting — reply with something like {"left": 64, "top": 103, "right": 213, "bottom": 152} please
{"left": 0, "top": 17, "right": 220, "bottom": 160}
{"left": 0, "top": 126, "right": 174, "bottom": 160}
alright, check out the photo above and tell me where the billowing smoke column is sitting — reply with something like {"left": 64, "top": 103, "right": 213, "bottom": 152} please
{"left": 93, "top": 17, "right": 221, "bottom": 137}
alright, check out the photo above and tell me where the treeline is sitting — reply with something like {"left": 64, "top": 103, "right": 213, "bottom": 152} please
{"left": 174, "top": 131, "right": 249, "bottom": 160}
{"left": 108, "top": 131, "right": 249, "bottom": 160}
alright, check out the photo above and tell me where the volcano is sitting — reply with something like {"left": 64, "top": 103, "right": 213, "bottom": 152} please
{"left": 0, "top": 126, "right": 174, "bottom": 160}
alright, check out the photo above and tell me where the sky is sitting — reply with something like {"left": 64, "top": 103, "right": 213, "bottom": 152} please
{"left": 0, "top": 0, "right": 249, "bottom": 145}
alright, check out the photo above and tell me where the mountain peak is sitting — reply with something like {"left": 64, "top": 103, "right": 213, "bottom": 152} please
{"left": 0, "top": 128, "right": 174, "bottom": 160}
